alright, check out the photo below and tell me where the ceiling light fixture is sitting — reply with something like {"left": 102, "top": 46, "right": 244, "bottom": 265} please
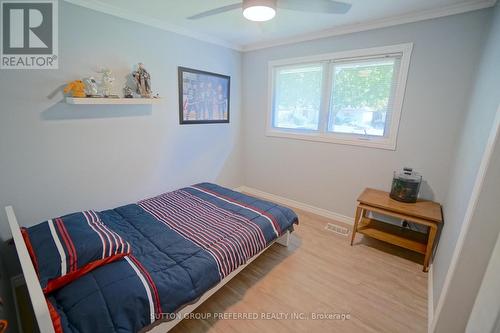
{"left": 243, "top": 0, "right": 277, "bottom": 22}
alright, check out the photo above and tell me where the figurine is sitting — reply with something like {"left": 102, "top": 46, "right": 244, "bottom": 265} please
{"left": 83, "top": 77, "right": 99, "bottom": 97}
{"left": 132, "top": 63, "right": 152, "bottom": 98}
{"left": 63, "top": 80, "right": 86, "bottom": 98}
{"left": 98, "top": 69, "right": 115, "bottom": 97}
{"left": 123, "top": 86, "right": 133, "bottom": 98}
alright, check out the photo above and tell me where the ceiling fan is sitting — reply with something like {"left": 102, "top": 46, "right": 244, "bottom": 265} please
{"left": 188, "top": 0, "right": 352, "bottom": 22}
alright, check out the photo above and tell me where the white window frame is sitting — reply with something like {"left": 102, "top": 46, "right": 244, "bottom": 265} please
{"left": 267, "top": 43, "right": 413, "bottom": 150}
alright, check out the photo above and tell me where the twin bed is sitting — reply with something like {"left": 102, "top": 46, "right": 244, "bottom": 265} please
{"left": 7, "top": 183, "right": 298, "bottom": 333}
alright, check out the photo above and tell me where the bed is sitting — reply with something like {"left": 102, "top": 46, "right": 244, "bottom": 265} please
{"left": 6, "top": 183, "right": 298, "bottom": 333}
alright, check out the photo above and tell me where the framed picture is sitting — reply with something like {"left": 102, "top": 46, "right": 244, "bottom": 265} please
{"left": 178, "top": 67, "right": 230, "bottom": 124}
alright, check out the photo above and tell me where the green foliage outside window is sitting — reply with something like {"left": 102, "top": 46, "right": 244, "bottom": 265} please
{"left": 332, "top": 62, "right": 394, "bottom": 112}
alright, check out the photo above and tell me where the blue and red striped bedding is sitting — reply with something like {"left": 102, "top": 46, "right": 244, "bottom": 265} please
{"left": 36, "top": 183, "right": 298, "bottom": 333}
{"left": 23, "top": 210, "right": 131, "bottom": 293}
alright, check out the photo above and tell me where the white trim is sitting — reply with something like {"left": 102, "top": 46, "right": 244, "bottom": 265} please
{"left": 266, "top": 44, "right": 413, "bottom": 74}
{"left": 266, "top": 43, "right": 413, "bottom": 151}
{"left": 242, "top": 0, "right": 497, "bottom": 51}
{"left": 235, "top": 186, "right": 354, "bottom": 225}
{"left": 265, "top": 131, "right": 397, "bottom": 150}
{"left": 431, "top": 106, "right": 500, "bottom": 332}
{"left": 428, "top": 264, "right": 434, "bottom": 333}
{"left": 5, "top": 206, "right": 55, "bottom": 333}
{"left": 62, "top": 0, "right": 243, "bottom": 51}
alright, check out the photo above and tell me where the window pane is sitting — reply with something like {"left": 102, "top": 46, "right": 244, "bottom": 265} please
{"left": 328, "top": 58, "right": 398, "bottom": 137}
{"left": 273, "top": 64, "right": 323, "bottom": 130}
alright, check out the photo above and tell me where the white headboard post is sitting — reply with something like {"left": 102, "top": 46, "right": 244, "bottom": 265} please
{"left": 5, "top": 206, "right": 55, "bottom": 333}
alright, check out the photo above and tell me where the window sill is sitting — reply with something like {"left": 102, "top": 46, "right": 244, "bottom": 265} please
{"left": 266, "top": 129, "right": 397, "bottom": 150}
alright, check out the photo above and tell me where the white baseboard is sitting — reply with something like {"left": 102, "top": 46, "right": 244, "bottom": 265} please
{"left": 234, "top": 186, "right": 354, "bottom": 225}
{"left": 428, "top": 264, "right": 434, "bottom": 333}
{"left": 235, "top": 185, "right": 433, "bottom": 330}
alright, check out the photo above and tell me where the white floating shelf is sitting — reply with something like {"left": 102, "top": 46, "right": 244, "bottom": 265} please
{"left": 65, "top": 97, "right": 162, "bottom": 105}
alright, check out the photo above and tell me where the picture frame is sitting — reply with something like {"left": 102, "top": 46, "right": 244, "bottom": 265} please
{"left": 178, "top": 67, "right": 230, "bottom": 124}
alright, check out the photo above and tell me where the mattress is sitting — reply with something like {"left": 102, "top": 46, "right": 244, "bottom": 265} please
{"left": 44, "top": 183, "right": 298, "bottom": 333}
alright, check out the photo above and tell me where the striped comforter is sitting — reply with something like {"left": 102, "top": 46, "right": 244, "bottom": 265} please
{"left": 47, "top": 183, "right": 298, "bottom": 333}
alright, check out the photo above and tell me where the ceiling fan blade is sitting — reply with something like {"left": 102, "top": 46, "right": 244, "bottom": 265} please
{"left": 187, "top": 3, "right": 242, "bottom": 20}
{"left": 277, "top": 0, "right": 351, "bottom": 14}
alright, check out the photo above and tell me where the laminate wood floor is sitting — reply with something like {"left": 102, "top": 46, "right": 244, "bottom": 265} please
{"left": 171, "top": 209, "right": 428, "bottom": 333}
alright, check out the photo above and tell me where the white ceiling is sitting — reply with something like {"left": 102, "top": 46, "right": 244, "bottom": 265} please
{"left": 65, "top": 0, "right": 496, "bottom": 50}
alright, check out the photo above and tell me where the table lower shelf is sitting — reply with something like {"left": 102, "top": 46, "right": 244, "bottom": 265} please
{"left": 357, "top": 217, "right": 428, "bottom": 254}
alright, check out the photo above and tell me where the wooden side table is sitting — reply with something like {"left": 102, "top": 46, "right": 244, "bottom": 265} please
{"left": 350, "top": 188, "right": 443, "bottom": 272}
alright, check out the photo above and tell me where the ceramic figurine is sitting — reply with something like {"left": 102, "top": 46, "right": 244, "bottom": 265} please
{"left": 63, "top": 80, "right": 86, "bottom": 98}
{"left": 98, "top": 69, "right": 115, "bottom": 97}
{"left": 123, "top": 86, "right": 133, "bottom": 98}
{"left": 132, "top": 63, "right": 152, "bottom": 98}
{"left": 83, "top": 77, "right": 99, "bottom": 97}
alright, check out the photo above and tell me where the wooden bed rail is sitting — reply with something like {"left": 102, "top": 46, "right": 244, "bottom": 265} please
{"left": 5, "top": 206, "right": 55, "bottom": 333}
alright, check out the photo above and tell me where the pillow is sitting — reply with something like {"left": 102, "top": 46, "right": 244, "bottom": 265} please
{"left": 22, "top": 210, "right": 130, "bottom": 293}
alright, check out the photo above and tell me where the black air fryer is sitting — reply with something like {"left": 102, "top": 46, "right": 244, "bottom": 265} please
{"left": 390, "top": 168, "right": 422, "bottom": 203}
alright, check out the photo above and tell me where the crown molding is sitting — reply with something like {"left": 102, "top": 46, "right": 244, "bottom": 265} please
{"left": 242, "top": 0, "right": 497, "bottom": 51}
{"left": 63, "top": 0, "right": 244, "bottom": 51}
{"left": 64, "top": 0, "right": 497, "bottom": 53}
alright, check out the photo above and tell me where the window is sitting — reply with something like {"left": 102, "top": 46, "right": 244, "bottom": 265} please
{"left": 268, "top": 44, "right": 412, "bottom": 150}
{"left": 273, "top": 64, "right": 323, "bottom": 130}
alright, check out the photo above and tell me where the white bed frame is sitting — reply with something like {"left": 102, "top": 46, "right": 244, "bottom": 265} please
{"left": 5, "top": 205, "right": 290, "bottom": 333}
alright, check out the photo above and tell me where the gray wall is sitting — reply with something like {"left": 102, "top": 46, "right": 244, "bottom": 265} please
{"left": 433, "top": 0, "right": 500, "bottom": 310}
{"left": 435, "top": 113, "right": 499, "bottom": 332}
{"left": 1, "top": 2, "right": 498, "bottom": 331}
{"left": 0, "top": 2, "right": 243, "bottom": 239}
{"left": 432, "top": 3, "right": 500, "bottom": 332}
{"left": 241, "top": 10, "right": 490, "bottom": 221}
{"left": 467, "top": 231, "right": 500, "bottom": 333}
{"left": 0, "top": 3, "right": 242, "bottom": 329}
